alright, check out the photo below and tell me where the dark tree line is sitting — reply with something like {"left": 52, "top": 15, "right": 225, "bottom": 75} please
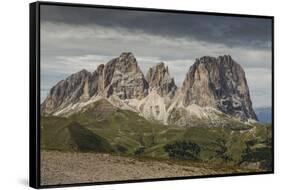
{"left": 164, "top": 141, "right": 201, "bottom": 160}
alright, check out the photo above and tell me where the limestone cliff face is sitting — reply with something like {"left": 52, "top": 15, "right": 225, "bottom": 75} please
{"left": 106, "top": 52, "right": 149, "bottom": 100}
{"left": 146, "top": 62, "right": 177, "bottom": 98}
{"left": 181, "top": 55, "right": 257, "bottom": 121}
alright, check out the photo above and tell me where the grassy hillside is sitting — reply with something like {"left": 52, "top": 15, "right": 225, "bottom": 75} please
{"left": 41, "top": 99, "right": 272, "bottom": 171}
{"left": 41, "top": 118, "right": 113, "bottom": 152}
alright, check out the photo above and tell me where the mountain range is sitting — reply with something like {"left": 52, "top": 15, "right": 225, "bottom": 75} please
{"left": 41, "top": 52, "right": 257, "bottom": 127}
{"left": 255, "top": 107, "right": 272, "bottom": 123}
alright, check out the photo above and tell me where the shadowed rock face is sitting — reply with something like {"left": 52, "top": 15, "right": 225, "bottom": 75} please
{"left": 181, "top": 55, "right": 257, "bottom": 121}
{"left": 41, "top": 69, "right": 92, "bottom": 114}
{"left": 146, "top": 62, "right": 177, "bottom": 98}
{"left": 41, "top": 53, "right": 257, "bottom": 123}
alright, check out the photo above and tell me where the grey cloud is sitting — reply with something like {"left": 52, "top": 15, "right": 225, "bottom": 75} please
{"left": 244, "top": 68, "right": 272, "bottom": 108}
{"left": 41, "top": 4, "right": 272, "bottom": 50}
{"left": 41, "top": 22, "right": 271, "bottom": 69}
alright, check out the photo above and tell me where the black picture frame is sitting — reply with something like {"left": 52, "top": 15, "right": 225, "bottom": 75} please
{"left": 29, "top": 1, "right": 274, "bottom": 189}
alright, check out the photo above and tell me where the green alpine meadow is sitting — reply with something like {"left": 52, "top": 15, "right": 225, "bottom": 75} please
{"left": 41, "top": 99, "right": 272, "bottom": 171}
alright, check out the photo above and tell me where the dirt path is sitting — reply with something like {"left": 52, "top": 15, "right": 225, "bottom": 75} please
{"left": 41, "top": 151, "right": 232, "bottom": 185}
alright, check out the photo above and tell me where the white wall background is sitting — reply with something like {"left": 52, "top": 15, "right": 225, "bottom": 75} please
{"left": 0, "top": 0, "right": 279, "bottom": 189}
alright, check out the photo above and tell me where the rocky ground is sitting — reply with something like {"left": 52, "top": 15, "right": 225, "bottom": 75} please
{"left": 40, "top": 151, "right": 246, "bottom": 186}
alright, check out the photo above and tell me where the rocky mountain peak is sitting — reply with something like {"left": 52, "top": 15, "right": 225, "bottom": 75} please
{"left": 146, "top": 62, "right": 177, "bottom": 98}
{"left": 181, "top": 55, "right": 257, "bottom": 121}
{"left": 119, "top": 52, "right": 134, "bottom": 59}
{"left": 114, "top": 52, "right": 141, "bottom": 73}
{"left": 41, "top": 69, "right": 92, "bottom": 114}
{"left": 104, "top": 52, "right": 148, "bottom": 100}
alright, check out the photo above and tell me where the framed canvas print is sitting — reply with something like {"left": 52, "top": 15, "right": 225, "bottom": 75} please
{"left": 29, "top": 1, "right": 274, "bottom": 188}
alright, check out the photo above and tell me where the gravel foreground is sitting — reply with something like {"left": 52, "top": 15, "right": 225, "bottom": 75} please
{"left": 41, "top": 151, "right": 243, "bottom": 186}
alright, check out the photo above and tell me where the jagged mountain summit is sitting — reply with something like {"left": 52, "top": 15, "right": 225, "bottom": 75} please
{"left": 41, "top": 52, "right": 257, "bottom": 126}
{"left": 146, "top": 62, "right": 177, "bottom": 98}
{"left": 181, "top": 55, "right": 257, "bottom": 121}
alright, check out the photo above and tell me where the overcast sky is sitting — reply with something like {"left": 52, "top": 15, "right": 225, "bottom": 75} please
{"left": 40, "top": 5, "right": 272, "bottom": 108}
